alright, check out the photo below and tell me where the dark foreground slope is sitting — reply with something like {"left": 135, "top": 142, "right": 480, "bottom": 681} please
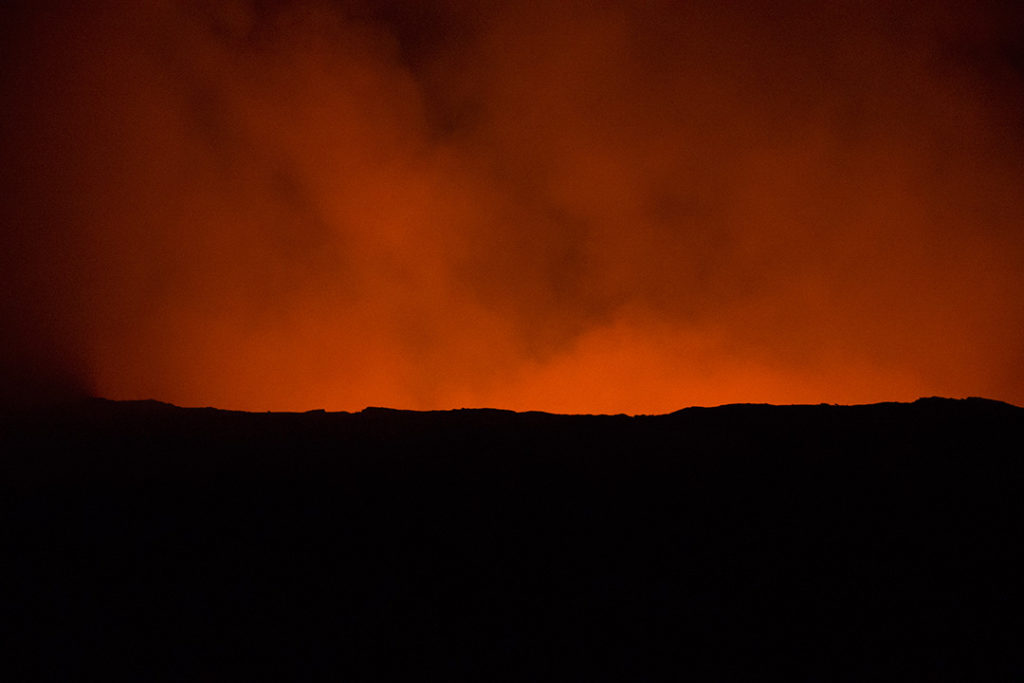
{"left": 2, "top": 397, "right": 1023, "bottom": 680}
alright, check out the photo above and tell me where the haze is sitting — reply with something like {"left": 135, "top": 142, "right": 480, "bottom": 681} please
{"left": 2, "top": 0, "right": 1022, "bottom": 413}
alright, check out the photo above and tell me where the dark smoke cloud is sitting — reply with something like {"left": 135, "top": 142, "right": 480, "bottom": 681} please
{"left": 2, "top": 0, "right": 1022, "bottom": 411}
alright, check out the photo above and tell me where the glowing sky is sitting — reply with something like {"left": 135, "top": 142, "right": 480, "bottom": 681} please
{"left": 2, "top": 0, "right": 1023, "bottom": 412}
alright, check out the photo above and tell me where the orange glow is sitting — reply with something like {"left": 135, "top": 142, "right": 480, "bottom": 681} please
{"left": 2, "top": 1, "right": 1022, "bottom": 411}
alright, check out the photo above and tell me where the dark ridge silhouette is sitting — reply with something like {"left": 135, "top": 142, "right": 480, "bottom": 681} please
{"left": 2, "top": 397, "right": 1023, "bottom": 680}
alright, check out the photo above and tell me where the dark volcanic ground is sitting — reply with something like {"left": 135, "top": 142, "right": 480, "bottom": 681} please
{"left": 2, "top": 397, "right": 1023, "bottom": 680}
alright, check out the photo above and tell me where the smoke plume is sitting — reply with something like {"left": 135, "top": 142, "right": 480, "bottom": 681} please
{"left": 2, "top": 0, "right": 1022, "bottom": 411}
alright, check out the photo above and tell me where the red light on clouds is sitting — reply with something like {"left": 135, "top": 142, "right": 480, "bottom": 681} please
{"left": 2, "top": 0, "right": 1022, "bottom": 411}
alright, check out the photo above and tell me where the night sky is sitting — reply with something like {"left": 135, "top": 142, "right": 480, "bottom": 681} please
{"left": 2, "top": 0, "right": 1023, "bottom": 412}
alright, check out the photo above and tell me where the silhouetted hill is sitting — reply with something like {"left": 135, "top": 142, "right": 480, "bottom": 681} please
{"left": 2, "top": 397, "right": 1023, "bottom": 680}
